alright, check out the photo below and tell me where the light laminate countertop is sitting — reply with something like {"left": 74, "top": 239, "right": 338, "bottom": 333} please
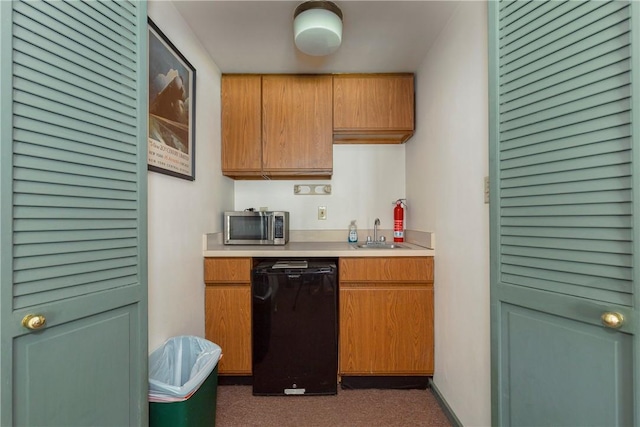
{"left": 203, "top": 234, "right": 435, "bottom": 258}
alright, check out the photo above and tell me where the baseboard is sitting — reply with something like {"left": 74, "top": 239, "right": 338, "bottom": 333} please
{"left": 218, "top": 375, "right": 252, "bottom": 386}
{"left": 341, "top": 376, "right": 429, "bottom": 390}
{"left": 428, "top": 378, "right": 463, "bottom": 427}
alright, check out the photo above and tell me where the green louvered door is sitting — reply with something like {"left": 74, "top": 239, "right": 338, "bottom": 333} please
{"left": 0, "top": 1, "right": 148, "bottom": 426}
{"left": 489, "top": 1, "right": 639, "bottom": 425}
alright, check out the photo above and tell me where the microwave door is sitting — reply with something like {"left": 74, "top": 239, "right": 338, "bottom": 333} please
{"left": 229, "top": 215, "right": 268, "bottom": 243}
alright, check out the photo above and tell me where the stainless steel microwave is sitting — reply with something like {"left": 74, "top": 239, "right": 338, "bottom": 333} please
{"left": 223, "top": 211, "right": 290, "bottom": 245}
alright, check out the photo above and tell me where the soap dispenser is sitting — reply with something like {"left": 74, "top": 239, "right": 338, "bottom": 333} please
{"left": 348, "top": 220, "right": 358, "bottom": 243}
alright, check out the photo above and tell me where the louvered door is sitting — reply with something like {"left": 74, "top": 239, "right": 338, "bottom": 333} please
{"left": 0, "top": 1, "right": 148, "bottom": 425}
{"left": 489, "top": 1, "right": 638, "bottom": 425}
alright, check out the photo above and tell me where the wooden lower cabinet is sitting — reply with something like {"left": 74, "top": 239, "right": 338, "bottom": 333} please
{"left": 205, "top": 286, "right": 251, "bottom": 374}
{"left": 340, "top": 285, "right": 433, "bottom": 375}
{"left": 204, "top": 256, "right": 434, "bottom": 377}
{"left": 339, "top": 257, "right": 434, "bottom": 376}
{"left": 204, "top": 258, "right": 252, "bottom": 375}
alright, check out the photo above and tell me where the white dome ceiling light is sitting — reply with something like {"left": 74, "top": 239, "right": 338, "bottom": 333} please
{"left": 293, "top": 1, "right": 343, "bottom": 56}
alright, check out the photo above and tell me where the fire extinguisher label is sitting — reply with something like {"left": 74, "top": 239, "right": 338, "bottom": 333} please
{"left": 394, "top": 220, "right": 404, "bottom": 238}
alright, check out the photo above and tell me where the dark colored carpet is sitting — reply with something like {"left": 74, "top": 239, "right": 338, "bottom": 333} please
{"left": 215, "top": 385, "right": 452, "bottom": 426}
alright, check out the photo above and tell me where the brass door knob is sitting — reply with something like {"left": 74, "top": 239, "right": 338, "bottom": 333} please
{"left": 22, "top": 314, "right": 46, "bottom": 330}
{"left": 601, "top": 312, "right": 624, "bottom": 329}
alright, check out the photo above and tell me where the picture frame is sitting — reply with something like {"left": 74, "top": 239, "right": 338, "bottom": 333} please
{"left": 147, "top": 18, "right": 196, "bottom": 181}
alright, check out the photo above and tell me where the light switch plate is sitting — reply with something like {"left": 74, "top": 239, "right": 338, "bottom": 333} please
{"left": 484, "top": 176, "right": 490, "bottom": 204}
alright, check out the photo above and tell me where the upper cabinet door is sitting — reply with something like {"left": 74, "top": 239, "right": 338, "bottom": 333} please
{"left": 333, "top": 74, "right": 415, "bottom": 144}
{"left": 221, "top": 75, "right": 263, "bottom": 177}
{"left": 262, "top": 75, "right": 333, "bottom": 176}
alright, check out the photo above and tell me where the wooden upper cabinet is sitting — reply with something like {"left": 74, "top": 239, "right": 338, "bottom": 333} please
{"left": 221, "top": 74, "right": 333, "bottom": 179}
{"left": 333, "top": 74, "right": 415, "bottom": 144}
{"left": 262, "top": 75, "right": 333, "bottom": 177}
{"left": 221, "top": 75, "right": 262, "bottom": 177}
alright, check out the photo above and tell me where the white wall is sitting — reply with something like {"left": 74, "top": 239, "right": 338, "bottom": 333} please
{"left": 147, "top": 1, "right": 233, "bottom": 351}
{"left": 235, "top": 144, "right": 405, "bottom": 233}
{"left": 407, "top": 2, "right": 491, "bottom": 425}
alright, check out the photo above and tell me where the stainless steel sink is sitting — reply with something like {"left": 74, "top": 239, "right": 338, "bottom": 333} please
{"left": 352, "top": 243, "right": 407, "bottom": 249}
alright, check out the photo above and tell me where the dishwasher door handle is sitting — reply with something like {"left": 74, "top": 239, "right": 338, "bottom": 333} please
{"left": 254, "top": 286, "right": 273, "bottom": 301}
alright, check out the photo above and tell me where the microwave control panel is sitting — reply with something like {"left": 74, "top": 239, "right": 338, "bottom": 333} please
{"left": 274, "top": 216, "right": 284, "bottom": 239}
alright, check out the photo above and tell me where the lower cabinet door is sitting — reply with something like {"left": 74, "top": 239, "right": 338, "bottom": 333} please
{"left": 339, "top": 285, "right": 434, "bottom": 375}
{"left": 205, "top": 285, "right": 252, "bottom": 374}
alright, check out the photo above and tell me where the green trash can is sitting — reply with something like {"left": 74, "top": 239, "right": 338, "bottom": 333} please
{"left": 149, "top": 336, "right": 221, "bottom": 427}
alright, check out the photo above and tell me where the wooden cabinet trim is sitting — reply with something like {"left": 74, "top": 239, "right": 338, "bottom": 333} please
{"left": 333, "top": 131, "right": 414, "bottom": 145}
{"left": 339, "top": 283, "right": 433, "bottom": 289}
{"left": 205, "top": 283, "right": 250, "bottom": 289}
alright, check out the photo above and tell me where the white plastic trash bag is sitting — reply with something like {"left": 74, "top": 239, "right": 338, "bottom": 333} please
{"left": 148, "top": 335, "right": 222, "bottom": 403}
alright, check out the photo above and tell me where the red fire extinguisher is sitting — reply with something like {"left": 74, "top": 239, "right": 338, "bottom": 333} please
{"left": 393, "top": 199, "right": 406, "bottom": 242}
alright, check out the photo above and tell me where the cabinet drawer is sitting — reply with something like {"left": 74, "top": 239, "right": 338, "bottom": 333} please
{"left": 339, "top": 257, "right": 433, "bottom": 282}
{"left": 204, "top": 257, "right": 252, "bottom": 283}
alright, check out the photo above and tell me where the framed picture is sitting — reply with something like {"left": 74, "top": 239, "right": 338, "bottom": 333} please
{"left": 147, "top": 18, "right": 196, "bottom": 180}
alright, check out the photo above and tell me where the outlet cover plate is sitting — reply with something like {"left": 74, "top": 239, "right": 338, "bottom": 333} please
{"left": 318, "top": 206, "right": 327, "bottom": 220}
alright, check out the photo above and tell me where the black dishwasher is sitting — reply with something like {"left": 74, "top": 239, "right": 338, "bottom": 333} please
{"left": 252, "top": 259, "right": 338, "bottom": 395}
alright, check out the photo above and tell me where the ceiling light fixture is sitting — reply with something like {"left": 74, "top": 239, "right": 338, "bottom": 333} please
{"left": 293, "top": 1, "right": 343, "bottom": 56}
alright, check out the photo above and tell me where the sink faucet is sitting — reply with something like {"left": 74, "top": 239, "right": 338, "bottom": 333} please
{"left": 374, "top": 218, "right": 380, "bottom": 242}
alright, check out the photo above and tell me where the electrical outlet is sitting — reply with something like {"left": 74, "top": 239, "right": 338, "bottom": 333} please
{"left": 318, "top": 206, "right": 327, "bottom": 220}
{"left": 484, "top": 176, "right": 490, "bottom": 204}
